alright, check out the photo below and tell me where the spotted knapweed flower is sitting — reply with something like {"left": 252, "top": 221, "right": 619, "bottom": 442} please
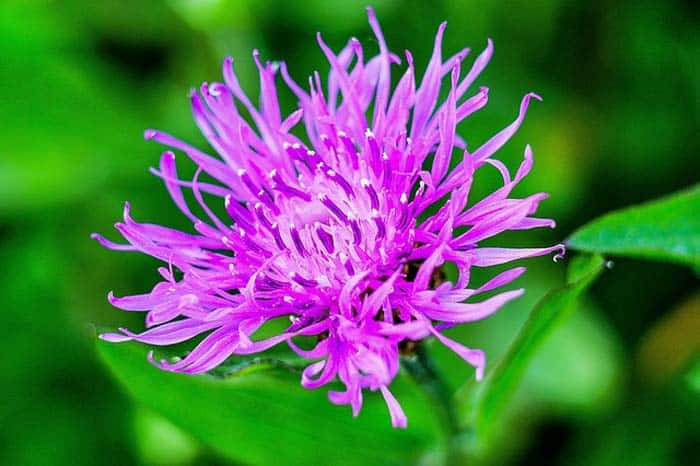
{"left": 94, "top": 7, "right": 564, "bottom": 427}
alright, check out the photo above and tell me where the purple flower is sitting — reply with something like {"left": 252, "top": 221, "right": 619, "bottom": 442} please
{"left": 94, "top": 8, "right": 564, "bottom": 428}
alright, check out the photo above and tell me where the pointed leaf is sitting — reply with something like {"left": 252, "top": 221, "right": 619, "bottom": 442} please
{"left": 470, "top": 254, "right": 606, "bottom": 439}
{"left": 567, "top": 184, "right": 700, "bottom": 267}
{"left": 98, "top": 341, "right": 445, "bottom": 466}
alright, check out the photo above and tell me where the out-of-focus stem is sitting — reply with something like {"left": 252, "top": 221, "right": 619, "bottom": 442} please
{"left": 402, "top": 344, "right": 461, "bottom": 463}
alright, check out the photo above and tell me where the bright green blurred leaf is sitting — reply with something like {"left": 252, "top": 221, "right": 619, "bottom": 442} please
{"left": 471, "top": 254, "right": 605, "bottom": 440}
{"left": 522, "top": 298, "right": 623, "bottom": 416}
{"left": 132, "top": 407, "right": 200, "bottom": 465}
{"left": 98, "top": 340, "right": 445, "bottom": 466}
{"left": 567, "top": 184, "right": 700, "bottom": 267}
{"left": 687, "top": 358, "right": 700, "bottom": 395}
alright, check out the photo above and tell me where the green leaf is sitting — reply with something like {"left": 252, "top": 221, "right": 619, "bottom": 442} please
{"left": 132, "top": 408, "right": 200, "bottom": 465}
{"left": 564, "top": 375, "right": 700, "bottom": 466}
{"left": 521, "top": 297, "right": 623, "bottom": 417}
{"left": 470, "top": 254, "right": 606, "bottom": 441}
{"left": 97, "top": 340, "right": 445, "bottom": 466}
{"left": 567, "top": 184, "right": 700, "bottom": 267}
{"left": 687, "top": 357, "right": 700, "bottom": 395}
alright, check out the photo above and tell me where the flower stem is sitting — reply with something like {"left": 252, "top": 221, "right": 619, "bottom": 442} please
{"left": 401, "top": 344, "right": 462, "bottom": 461}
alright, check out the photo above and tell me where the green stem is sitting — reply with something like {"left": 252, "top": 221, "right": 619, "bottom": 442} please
{"left": 402, "top": 345, "right": 462, "bottom": 463}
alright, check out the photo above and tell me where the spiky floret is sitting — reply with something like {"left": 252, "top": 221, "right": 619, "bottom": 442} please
{"left": 94, "top": 8, "right": 563, "bottom": 427}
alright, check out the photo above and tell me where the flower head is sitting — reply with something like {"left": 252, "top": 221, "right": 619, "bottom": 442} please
{"left": 94, "top": 8, "right": 564, "bottom": 428}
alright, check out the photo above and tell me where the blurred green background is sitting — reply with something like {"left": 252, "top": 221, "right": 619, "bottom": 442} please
{"left": 1, "top": 0, "right": 698, "bottom": 465}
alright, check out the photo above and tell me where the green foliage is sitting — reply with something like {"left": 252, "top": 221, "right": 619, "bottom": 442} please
{"left": 97, "top": 341, "right": 445, "bottom": 466}
{"left": 471, "top": 255, "right": 606, "bottom": 442}
{"left": 567, "top": 184, "right": 700, "bottom": 267}
{"left": 565, "top": 376, "right": 700, "bottom": 466}
{"left": 687, "top": 358, "right": 700, "bottom": 395}
{"left": 132, "top": 408, "right": 200, "bottom": 466}
{"left": 520, "top": 297, "right": 623, "bottom": 416}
